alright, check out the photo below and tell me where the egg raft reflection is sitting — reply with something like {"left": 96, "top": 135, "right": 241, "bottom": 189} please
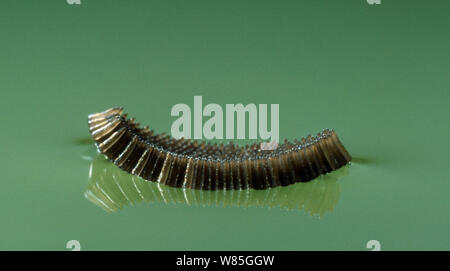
{"left": 85, "top": 154, "right": 349, "bottom": 217}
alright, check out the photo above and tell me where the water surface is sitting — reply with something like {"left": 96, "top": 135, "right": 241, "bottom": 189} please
{"left": 0, "top": 0, "right": 448, "bottom": 250}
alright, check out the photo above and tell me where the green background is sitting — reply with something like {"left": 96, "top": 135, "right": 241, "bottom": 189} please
{"left": 0, "top": 0, "right": 448, "bottom": 250}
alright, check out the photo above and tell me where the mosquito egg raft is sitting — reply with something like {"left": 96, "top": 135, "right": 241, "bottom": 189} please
{"left": 88, "top": 107, "right": 352, "bottom": 190}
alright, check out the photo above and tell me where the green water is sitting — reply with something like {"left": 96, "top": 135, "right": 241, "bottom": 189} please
{"left": 0, "top": 0, "right": 448, "bottom": 250}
